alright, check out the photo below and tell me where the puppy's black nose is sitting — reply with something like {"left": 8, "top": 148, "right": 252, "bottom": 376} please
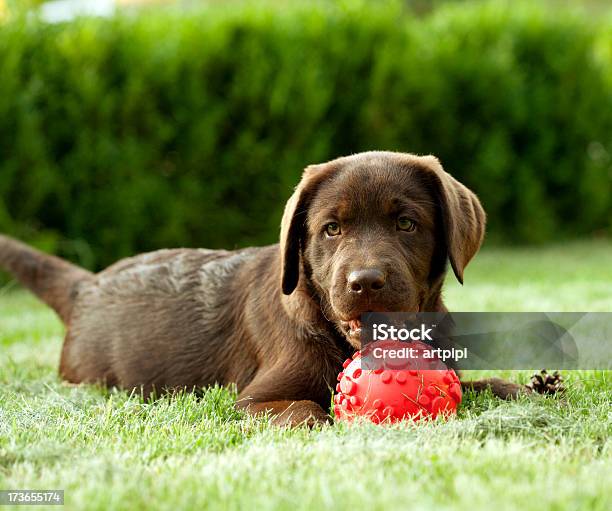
{"left": 348, "top": 269, "right": 386, "bottom": 294}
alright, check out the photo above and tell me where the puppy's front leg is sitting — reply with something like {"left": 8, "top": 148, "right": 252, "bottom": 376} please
{"left": 236, "top": 367, "right": 332, "bottom": 428}
{"left": 461, "top": 377, "right": 530, "bottom": 400}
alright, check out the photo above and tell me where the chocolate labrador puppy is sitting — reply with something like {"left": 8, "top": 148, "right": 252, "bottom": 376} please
{"left": 0, "top": 151, "right": 526, "bottom": 426}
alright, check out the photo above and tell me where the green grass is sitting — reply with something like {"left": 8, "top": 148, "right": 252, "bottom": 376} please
{"left": 0, "top": 241, "right": 611, "bottom": 511}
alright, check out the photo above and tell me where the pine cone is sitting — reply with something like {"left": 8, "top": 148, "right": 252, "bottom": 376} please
{"left": 526, "top": 369, "right": 565, "bottom": 395}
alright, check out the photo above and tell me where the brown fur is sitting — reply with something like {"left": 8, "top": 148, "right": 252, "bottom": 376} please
{"left": 0, "top": 152, "right": 527, "bottom": 427}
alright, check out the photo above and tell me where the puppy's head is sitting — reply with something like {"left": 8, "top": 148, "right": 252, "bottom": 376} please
{"left": 280, "top": 151, "right": 485, "bottom": 348}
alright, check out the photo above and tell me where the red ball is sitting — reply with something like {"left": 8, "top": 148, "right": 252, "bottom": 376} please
{"left": 334, "top": 340, "right": 462, "bottom": 423}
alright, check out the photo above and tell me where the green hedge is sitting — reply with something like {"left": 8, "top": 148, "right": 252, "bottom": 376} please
{"left": 0, "top": 0, "right": 611, "bottom": 270}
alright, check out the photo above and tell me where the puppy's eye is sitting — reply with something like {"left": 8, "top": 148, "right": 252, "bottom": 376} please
{"left": 396, "top": 216, "right": 416, "bottom": 232}
{"left": 325, "top": 222, "right": 341, "bottom": 237}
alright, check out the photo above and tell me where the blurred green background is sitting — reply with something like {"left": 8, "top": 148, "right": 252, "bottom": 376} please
{"left": 0, "top": 0, "right": 611, "bottom": 270}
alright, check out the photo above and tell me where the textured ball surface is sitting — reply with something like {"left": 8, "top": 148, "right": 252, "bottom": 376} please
{"left": 334, "top": 341, "right": 462, "bottom": 423}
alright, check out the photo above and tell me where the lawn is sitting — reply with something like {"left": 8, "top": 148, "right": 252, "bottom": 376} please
{"left": 0, "top": 241, "right": 610, "bottom": 511}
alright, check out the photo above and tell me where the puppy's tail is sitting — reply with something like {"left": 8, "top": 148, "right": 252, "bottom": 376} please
{"left": 0, "top": 234, "right": 93, "bottom": 323}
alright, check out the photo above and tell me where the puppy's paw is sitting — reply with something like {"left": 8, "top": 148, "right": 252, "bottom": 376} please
{"left": 271, "top": 401, "right": 332, "bottom": 428}
{"left": 526, "top": 370, "right": 565, "bottom": 395}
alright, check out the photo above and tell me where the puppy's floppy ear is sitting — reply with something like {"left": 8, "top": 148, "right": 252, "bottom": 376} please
{"left": 280, "top": 162, "right": 338, "bottom": 295}
{"left": 420, "top": 155, "right": 486, "bottom": 284}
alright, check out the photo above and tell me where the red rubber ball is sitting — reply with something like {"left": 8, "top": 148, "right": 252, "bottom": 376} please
{"left": 334, "top": 341, "right": 462, "bottom": 423}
